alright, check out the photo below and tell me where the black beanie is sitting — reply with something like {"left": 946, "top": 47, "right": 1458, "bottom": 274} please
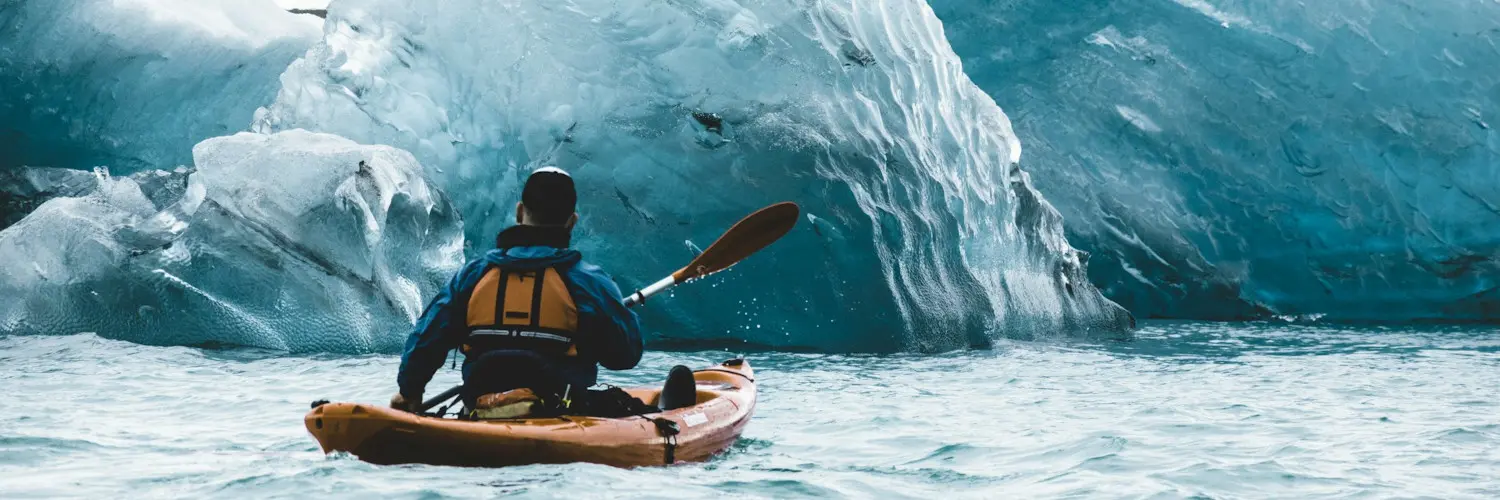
{"left": 521, "top": 166, "right": 577, "bottom": 225}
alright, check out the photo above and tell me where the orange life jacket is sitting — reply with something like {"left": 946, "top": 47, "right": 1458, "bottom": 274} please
{"left": 463, "top": 266, "right": 580, "bottom": 357}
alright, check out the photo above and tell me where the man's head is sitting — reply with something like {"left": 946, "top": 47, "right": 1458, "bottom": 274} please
{"left": 517, "top": 166, "right": 578, "bottom": 229}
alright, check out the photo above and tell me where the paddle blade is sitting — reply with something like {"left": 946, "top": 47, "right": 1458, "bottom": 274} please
{"left": 673, "top": 202, "right": 800, "bottom": 282}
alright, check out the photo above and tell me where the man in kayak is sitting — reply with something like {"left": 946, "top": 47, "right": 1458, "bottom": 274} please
{"left": 390, "top": 166, "right": 644, "bottom": 414}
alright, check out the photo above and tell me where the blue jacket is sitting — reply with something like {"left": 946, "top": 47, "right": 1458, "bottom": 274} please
{"left": 396, "top": 226, "right": 644, "bottom": 399}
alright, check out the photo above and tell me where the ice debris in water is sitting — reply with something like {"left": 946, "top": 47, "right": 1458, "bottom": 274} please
{"left": 0, "top": 130, "right": 464, "bottom": 352}
{"left": 252, "top": 0, "right": 1133, "bottom": 352}
{"left": 0, "top": 0, "right": 321, "bottom": 173}
{"left": 933, "top": 0, "right": 1500, "bottom": 322}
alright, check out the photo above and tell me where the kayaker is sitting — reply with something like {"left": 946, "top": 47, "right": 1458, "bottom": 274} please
{"left": 390, "top": 166, "right": 644, "bottom": 413}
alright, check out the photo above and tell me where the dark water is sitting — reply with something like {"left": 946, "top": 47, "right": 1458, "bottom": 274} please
{"left": 2, "top": 321, "right": 1497, "bottom": 498}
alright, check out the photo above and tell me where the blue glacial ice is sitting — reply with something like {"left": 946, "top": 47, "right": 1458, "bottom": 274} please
{"left": 933, "top": 0, "right": 1500, "bottom": 321}
{"left": 9, "top": 0, "right": 1493, "bottom": 353}
{"left": 0, "top": 130, "right": 463, "bottom": 352}
{"left": 250, "top": 0, "right": 1133, "bottom": 351}
{"left": 0, "top": 0, "right": 321, "bottom": 172}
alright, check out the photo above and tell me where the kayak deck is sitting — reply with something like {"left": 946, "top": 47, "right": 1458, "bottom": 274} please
{"left": 305, "top": 359, "right": 756, "bottom": 468}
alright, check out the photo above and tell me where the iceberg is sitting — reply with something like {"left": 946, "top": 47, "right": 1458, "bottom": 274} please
{"left": 0, "top": 130, "right": 464, "bottom": 352}
{"left": 252, "top": 0, "right": 1133, "bottom": 351}
{"left": 0, "top": 0, "right": 321, "bottom": 172}
{"left": 933, "top": 0, "right": 1500, "bottom": 321}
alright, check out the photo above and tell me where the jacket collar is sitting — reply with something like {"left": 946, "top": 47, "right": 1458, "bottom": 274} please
{"left": 495, "top": 224, "right": 572, "bottom": 249}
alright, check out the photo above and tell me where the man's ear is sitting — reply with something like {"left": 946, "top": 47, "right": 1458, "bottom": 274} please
{"left": 515, "top": 202, "right": 526, "bottom": 224}
{"left": 565, "top": 212, "right": 579, "bottom": 230}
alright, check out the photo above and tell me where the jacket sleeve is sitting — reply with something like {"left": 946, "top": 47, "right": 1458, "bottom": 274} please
{"left": 396, "top": 260, "right": 480, "bottom": 399}
{"left": 571, "top": 263, "right": 644, "bottom": 370}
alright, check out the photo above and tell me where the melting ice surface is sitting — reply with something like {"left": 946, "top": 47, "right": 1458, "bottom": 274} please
{"left": 932, "top": 0, "right": 1500, "bottom": 321}
{"left": 0, "top": 131, "right": 463, "bottom": 352}
{"left": 251, "top": 0, "right": 1132, "bottom": 351}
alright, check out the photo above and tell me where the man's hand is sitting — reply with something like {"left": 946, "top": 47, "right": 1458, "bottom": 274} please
{"left": 390, "top": 392, "right": 422, "bottom": 413}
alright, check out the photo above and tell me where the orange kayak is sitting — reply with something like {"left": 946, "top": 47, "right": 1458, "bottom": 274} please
{"left": 304, "top": 359, "right": 756, "bottom": 468}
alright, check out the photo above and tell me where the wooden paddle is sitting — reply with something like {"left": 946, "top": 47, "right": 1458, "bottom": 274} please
{"left": 623, "top": 201, "right": 801, "bottom": 307}
{"left": 417, "top": 202, "right": 800, "bottom": 413}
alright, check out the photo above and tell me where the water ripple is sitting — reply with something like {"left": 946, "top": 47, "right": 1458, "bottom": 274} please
{"left": 2, "top": 322, "right": 1499, "bottom": 498}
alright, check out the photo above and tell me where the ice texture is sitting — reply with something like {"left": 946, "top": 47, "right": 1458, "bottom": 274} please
{"left": 0, "top": 131, "right": 464, "bottom": 352}
{"left": 1, "top": 167, "right": 194, "bottom": 230}
{"left": 252, "top": 0, "right": 1133, "bottom": 352}
{"left": 933, "top": 0, "right": 1500, "bottom": 321}
{"left": 0, "top": 0, "right": 321, "bottom": 172}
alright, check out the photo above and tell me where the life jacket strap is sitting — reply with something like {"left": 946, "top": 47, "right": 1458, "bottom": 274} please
{"left": 469, "top": 329, "right": 573, "bottom": 344}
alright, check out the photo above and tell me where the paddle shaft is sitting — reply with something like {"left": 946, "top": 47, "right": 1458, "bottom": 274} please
{"left": 623, "top": 276, "right": 675, "bottom": 307}
{"left": 419, "top": 385, "right": 464, "bottom": 413}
